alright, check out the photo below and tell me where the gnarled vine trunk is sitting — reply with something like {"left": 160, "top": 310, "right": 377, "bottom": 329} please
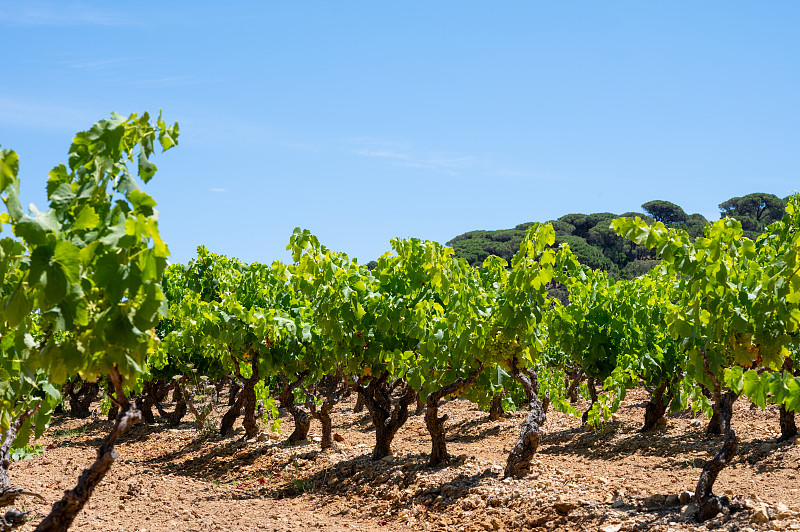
{"left": 134, "top": 379, "right": 164, "bottom": 424}
{"left": 0, "top": 405, "right": 44, "bottom": 530}
{"left": 65, "top": 380, "right": 100, "bottom": 419}
{"left": 304, "top": 373, "right": 347, "bottom": 450}
{"left": 778, "top": 358, "right": 798, "bottom": 442}
{"left": 35, "top": 368, "right": 138, "bottom": 532}
{"left": 580, "top": 377, "right": 599, "bottom": 425}
{"left": 353, "top": 393, "right": 365, "bottom": 414}
{"left": 279, "top": 372, "right": 311, "bottom": 445}
{"left": 488, "top": 394, "right": 504, "bottom": 421}
{"left": 706, "top": 391, "right": 737, "bottom": 436}
{"left": 228, "top": 379, "right": 241, "bottom": 407}
{"left": 220, "top": 389, "right": 245, "bottom": 436}
{"left": 694, "top": 429, "right": 738, "bottom": 521}
{"left": 220, "top": 355, "right": 260, "bottom": 438}
{"left": 642, "top": 381, "right": 671, "bottom": 432}
{"left": 505, "top": 356, "right": 546, "bottom": 478}
{"left": 779, "top": 405, "right": 797, "bottom": 442}
{"left": 566, "top": 368, "right": 584, "bottom": 404}
{"left": 240, "top": 378, "right": 258, "bottom": 439}
{"left": 155, "top": 379, "right": 188, "bottom": 427}
{"left": 425, "top": 365, "right": 483, "bottom": 467}
{"left": 104, "top": 380, "right": 119, "bottom": 421}
{"left": 359, "top": 374, "right": 417, "bottom": 460}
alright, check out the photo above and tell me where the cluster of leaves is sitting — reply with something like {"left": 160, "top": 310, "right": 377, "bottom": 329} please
{"left": 0, "top": 112, "right": 178, "bottom": 451}
{"left": 612, "top": 194, "right": 800, "bottom": 427}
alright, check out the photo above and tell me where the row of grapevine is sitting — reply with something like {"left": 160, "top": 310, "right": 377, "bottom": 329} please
{"left": 146, "top": 197, "right": 799, "bottom": 521}
{"left": 0, "top": 114, "right": 798, "bottom": 529}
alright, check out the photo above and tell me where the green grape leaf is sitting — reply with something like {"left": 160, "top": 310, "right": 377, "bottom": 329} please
{"left": 73, "top": 206, "right": 100, "bottom": 231}
{"left": 0, "top": 149, "right": 20, "bottom": 192}
{"left": 42, "top": 383, "right": 61, "bottom": 401}
{"left": 742, "top": 370, "right": 767, "bottom": 409}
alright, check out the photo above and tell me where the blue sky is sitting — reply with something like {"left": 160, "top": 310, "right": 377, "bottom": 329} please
{"left": 1, "top": 2, "right": 798, "bottom": 265}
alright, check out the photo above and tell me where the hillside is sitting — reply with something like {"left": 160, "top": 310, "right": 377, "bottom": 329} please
{"left": 447, "top": 193, "right": 788, "bottom": 278}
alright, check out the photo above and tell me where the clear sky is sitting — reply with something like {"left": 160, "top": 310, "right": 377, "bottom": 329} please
{"left": 1, "top": 2, "right": 798, "bottom": 265}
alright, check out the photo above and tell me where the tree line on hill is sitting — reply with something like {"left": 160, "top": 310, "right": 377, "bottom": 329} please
{"left": 446, "top": 193, "right": 790, "bottom": 279}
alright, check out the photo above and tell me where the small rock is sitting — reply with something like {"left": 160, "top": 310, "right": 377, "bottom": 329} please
{"left": 256, "top": 432, "right": 269, "bottom": 442}
{"left": 776, "top": 502, "right": 793, "bottom": 518}
{"left": 758, "top": 443, "right": 776, "bottom": 454}
{"left": 381, "top": 454, "right": 394, "bottom": 463}
{"left": 487, "top": 496, "right": 502, "bottom": 508}
{"left": 679, "top": 491, "right": 694, "bottom": 504}
{"left": 681, "top": 503, "right": 698, "bottom": 520}
{"left": 599, "top": 525, "right": 622, "bottom": 532}
{"left": 333, "top": 433, "right": 344, "bottom": 442}
{"left": 643, "top": 494, "right": 667, "bottom": 507}
{"left": 312, "top": 436, "right": 322, "bottom": 443}
{"left": 750, "top": 506, "right": 770, "bottom": 523}
{"left": 665, "top": 494, "right": 679, "bottom": 506}
{"left": 689, "top": 419, "right": 702, "bottom": 428}
{"left": 612, "top": 499, "right": 625, "bottom": 508}
{"left": 554, "top": 498, "right": 578, "bottom": 515}
{"left": 743, "top": 498, "right": 759, "bottom": 510}
{"left": 126, "top": 483, "right": 141, "bottom": 498}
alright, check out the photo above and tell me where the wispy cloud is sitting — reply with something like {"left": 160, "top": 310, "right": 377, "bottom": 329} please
{"left": 278, "top": 141, "right": 328, "bottom": 153}
{"left": 57, "top": 57, "right": 133, "bottom": 71}
{"left": 133, "top": 76, "right": 225, "bottom": 89}
{"left": 493, "top": 169, "right": 538, "bottom": 179}
{"left": 51, "top": 55, "right": 221, "bottom": 89}
{"left": 345, "top": 137, "right": 475, "bottom": 175}
{"left": 0, "top": 2, "right": 128, "bottom": 27}
{"left": 209, "top": 188, "right": 228, "bottom": 193}
{"left": 0, "top": 95, "right": 99, "bottom": 132}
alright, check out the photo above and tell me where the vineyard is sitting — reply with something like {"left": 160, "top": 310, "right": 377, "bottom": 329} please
{"left": 0, "top": 115, "right": 799, "bottom": 531}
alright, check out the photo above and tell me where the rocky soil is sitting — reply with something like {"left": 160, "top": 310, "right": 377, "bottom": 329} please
{"left": 9, "top": 388, "right": 800, "bottom": 531}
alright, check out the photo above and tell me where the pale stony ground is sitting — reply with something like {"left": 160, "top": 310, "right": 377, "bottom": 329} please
{"left": 8, "top": 388, "right": 800, "bottom": 531}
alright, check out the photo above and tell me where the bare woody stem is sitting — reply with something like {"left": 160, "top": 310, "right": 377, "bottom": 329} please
{"left": 425, "top": 363, "right": 484, "bottom": 467}
{"left": 0, "top": 403, "right": 45, "bottom": 531}
{"left": 34, "top": 367, "right": 140, "bottom": 532}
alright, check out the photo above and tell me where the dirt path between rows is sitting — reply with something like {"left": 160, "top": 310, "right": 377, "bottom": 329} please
{"left": 10, "top": 388, "right": 800, "bottom": 531}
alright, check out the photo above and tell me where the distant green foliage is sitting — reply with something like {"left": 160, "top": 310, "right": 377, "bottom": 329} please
{"left": 448, "top": 228, "right": 528, "bottom": 264}
{"left": 641, "top": 200, "right": 688, "bottom": 225}
{"left": 719, "top": 192, "right": 786, "bottom": 222}
{"left": 719, "top": 193, "right": 787, "bottom": 235}
{"left": 446, "top": 193, "right": 779, "bottom": 279}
